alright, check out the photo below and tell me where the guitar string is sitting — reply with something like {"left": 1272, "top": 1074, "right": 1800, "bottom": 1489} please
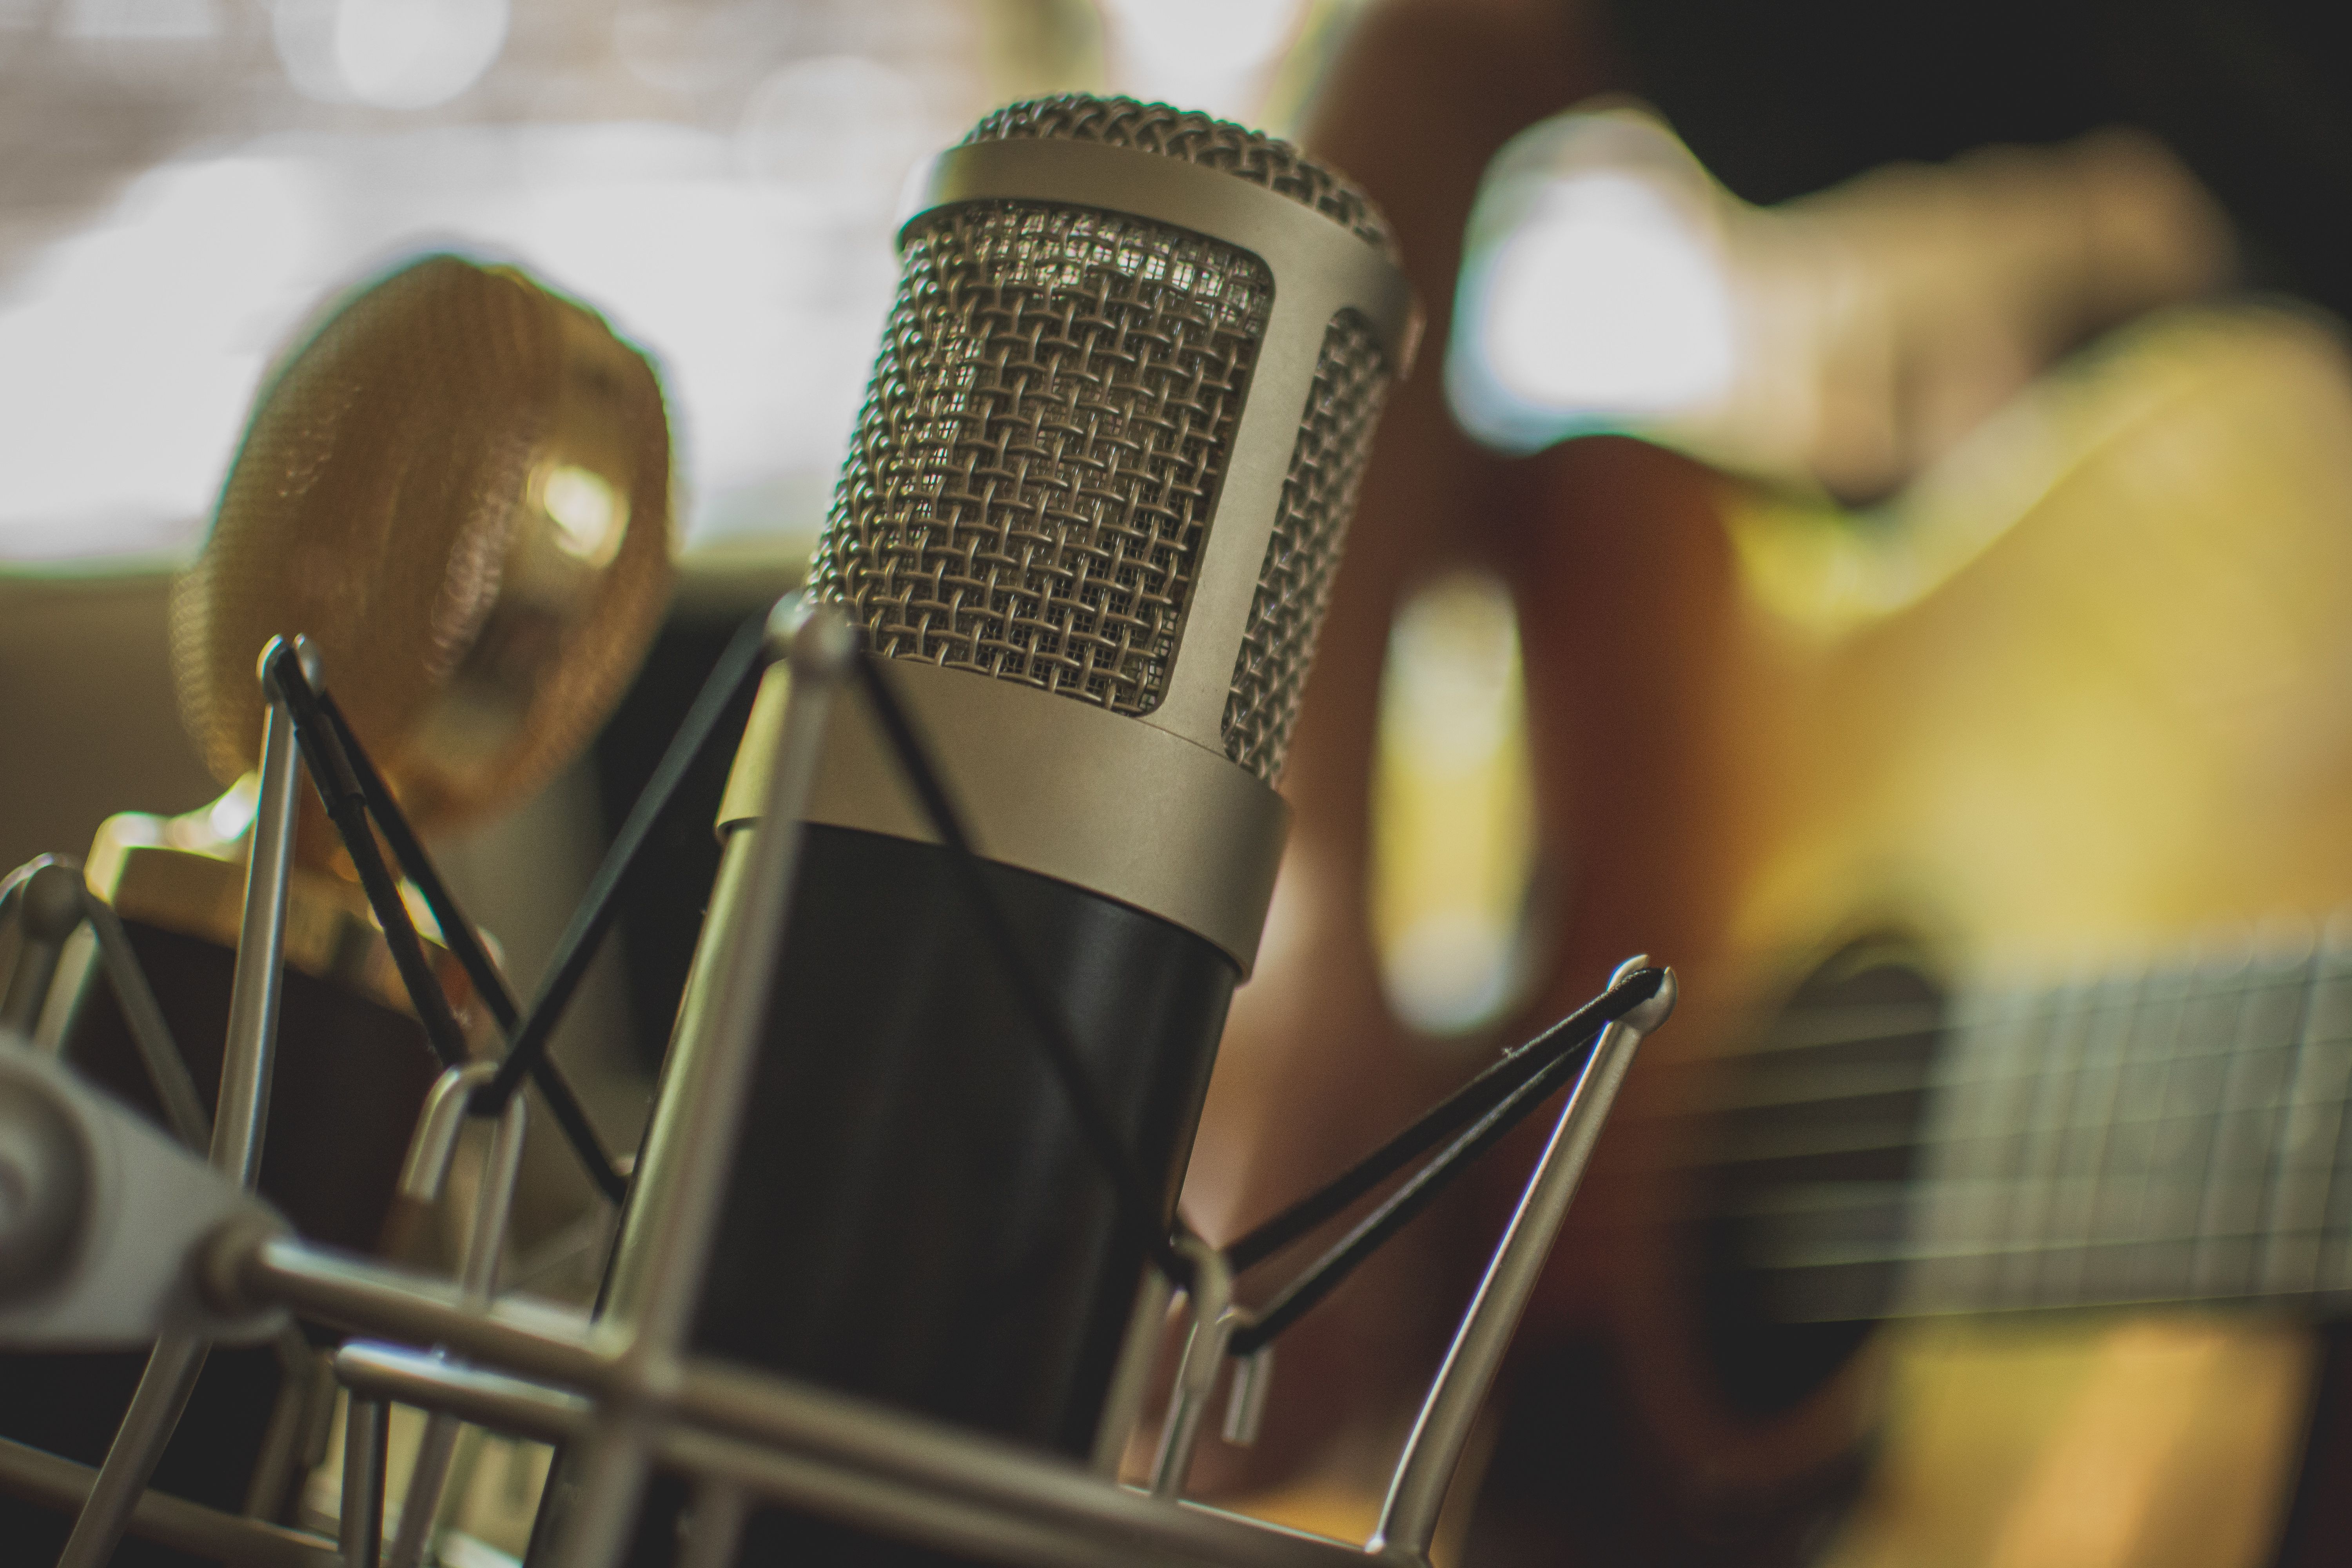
{"left": 1651, "top": 950, "right": 2329, "bottom": 1062}
{"left": 1654, "top": 969, "right": 2341, "bottom": 1125}
{"left": 1684, "top": 1047, "right": 2337, "bottom": 1146}
{"left": 1703, "top": 1061, "right": 2352, "bottom": 1212}
{"left": 1660, "top": 960, "right": 2312, "bottom": 1058}
{"left": 1659, "top": 956, "right": 2352, "bottom": 1307}
{"left": 1729, "top": 1162, "right": 2352, "bottom": 1291}
{"left": 1720, "top": 1200, "right": 2352, "bottom": 1308}
{"left": 1719, "top": 1165, "right": 2352, "bottom": 1314}
{"left": 1646, "top": 1038, "right": 2338, "bottom": 1148}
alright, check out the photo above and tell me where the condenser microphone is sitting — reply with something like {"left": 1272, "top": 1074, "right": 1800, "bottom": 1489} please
{"left": 0, "top": 252, "right": 674, "bottom": 1564}
{"left": 555, "top": 96, "right": 1417, "bottom": 1567}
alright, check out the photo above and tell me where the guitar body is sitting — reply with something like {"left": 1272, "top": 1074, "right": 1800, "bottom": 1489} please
{"left": 1475, "top": 303, "right": 2352, "bottom": 1564}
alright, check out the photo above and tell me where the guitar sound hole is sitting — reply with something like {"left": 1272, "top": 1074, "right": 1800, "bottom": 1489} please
{"left": 1695, "top": 940, "right": 1946, "bottom": 1417}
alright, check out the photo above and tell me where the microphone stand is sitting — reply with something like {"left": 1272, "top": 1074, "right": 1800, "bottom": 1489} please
{"left": 56, "top": 635, "right": 308, "bottom": 1568}
{"left": 6, "top": 601, "right": 1677, "bottom": 1568}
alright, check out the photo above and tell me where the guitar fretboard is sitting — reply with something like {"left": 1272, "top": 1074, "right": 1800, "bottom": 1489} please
{"left": 1731, "top": 935, "right": 2352, "bottom": 1323}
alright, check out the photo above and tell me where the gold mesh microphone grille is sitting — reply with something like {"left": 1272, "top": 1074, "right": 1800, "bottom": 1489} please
{"left": 171, "top": 254, "right": 675, "bottom": 833}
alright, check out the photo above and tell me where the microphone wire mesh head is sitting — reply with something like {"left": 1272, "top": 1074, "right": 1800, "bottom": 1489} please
{"left": 959, "top": 95, "right": 1399, "bottom": 260}
{"left": 1220, "top": 309, "right": 1391, "bottom": 780}
{"left": 171, "top": 254, "right": 676, "bottom": 835}
{"left": 808, "top": 95, "right": 1399, "bottom": 786}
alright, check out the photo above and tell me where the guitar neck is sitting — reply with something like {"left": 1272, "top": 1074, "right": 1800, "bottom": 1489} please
{"left": 1746, "top": 935, "right": 2352, "bottom": 1323}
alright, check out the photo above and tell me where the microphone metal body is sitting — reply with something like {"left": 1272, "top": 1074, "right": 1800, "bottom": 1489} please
{"left": 560, "top": 97, "right": 1415, "bottom": 1567}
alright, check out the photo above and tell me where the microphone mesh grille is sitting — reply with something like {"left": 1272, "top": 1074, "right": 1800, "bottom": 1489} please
{"left": 171, "top": 255, "right": 673, "bottom": 824}
{"left": 1221, "top": 312, "right": 1390, "bottom": 781}
{"left": 809, "top": 203, "right": 1270, "bottom": 718}
{"left": 811, "top": 95, "right": 1396, "bottom": 778}
{"left": 961, "top": 96, "right": 1398, "bottom": 260}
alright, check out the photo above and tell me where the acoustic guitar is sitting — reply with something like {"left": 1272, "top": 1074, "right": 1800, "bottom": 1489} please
{"left": 1452, "top": 300, "right": 2352, "bottom": 1567}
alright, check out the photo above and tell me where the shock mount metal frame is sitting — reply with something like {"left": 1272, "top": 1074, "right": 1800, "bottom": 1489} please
{"left": 0, "top": 602, "right": 1675, "bottom": 1568}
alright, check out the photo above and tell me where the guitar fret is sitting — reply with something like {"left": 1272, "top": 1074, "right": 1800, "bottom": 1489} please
{"left": 1736, "top": 927, "right": 2352, "bottom": 1320}
{"left": 1695, "top": 984, "right": 2268, "bottom": 1123}
{"left": 2258, "top": 932, "right": 2352, "bottom": 1298}
{"left": 2051, "top": 970, "right": 2145, "bottom": 1304}
{"left": 1772, "top": 1194, "right": 2277, "bottom": 1270}
{"left": 2000, "top": 979, "right": 2092, "bottom": 1308}
{"left": 2093, "top": 965, "right": 2187, "bottom": 1303}
{"left": 1900, "top": 989, "right": 2033, "bottom": 1313}
{"left": 1761, "top": 1209, "right": 2332, "bottom": 1322}
{"left": 2192, "top": 947, "right": 2308, "bottom": 1298}
{"left": 2325, "top": 949, "right": 2352, "bottom": 1291}
{"left": 2320, "top": 931, "right": 2352, "bottom": 1298}
{"left": 2131, "top": 956, "right": 2243, "bottom": 1300}
{"left": 1731, "top": 1062, "right": 2330, "bottom": 1172}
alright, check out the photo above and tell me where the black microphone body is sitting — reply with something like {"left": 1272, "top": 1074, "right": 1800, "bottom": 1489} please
{"left": 0, "top": 913, "right": 442, "bottom": 1568}
{"left": 693, "top": 827, "right": 1231, "bottom": 1452}
{"left": 547, "top": 95, "right": 1415, "bottom": 1566}
{"left": 587, "top": 826, "right": 1232, "bottom": 1566}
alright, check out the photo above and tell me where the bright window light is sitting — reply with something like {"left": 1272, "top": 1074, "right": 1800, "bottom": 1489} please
{"left": 1371, "top": 573, "right": 1535, "bottom": 1036}
{"left": 0, "top": 121, "right": 931, "bottom": 562}
{"left": 58, "top": 0, "right": 220, "bottom": 41}
{"left": 1479, "top": 171, "right": 1734, "bottom": 417}
{"left": 1100, "top": 0, "right": 1306, "bottom": 123}
{"left": 0, "top": 156, "right": 321, "bottom": 560}
{"left": 538, "top": 463, "right": 626, "bottom": 566}
{"left": 273, "top": 0, "right": 509, "bottom": 111}
{"left": 1448, "top": 105, "right": 1762, "bottom": 458}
